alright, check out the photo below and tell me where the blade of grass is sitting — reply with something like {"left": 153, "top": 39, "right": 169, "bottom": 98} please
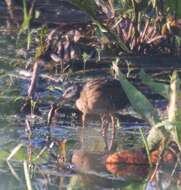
{"left": 139, "top": 127, "right": 152, "bottom": 168}
{"left": 7, "top": 143, "right": 24, "bottom": 161}
{"left": 168, "top": 71, "right": 181, "bottom": 151}
{"left": 19, "top": 0, "right": 32, "bottom": 34}
{"left": 24, "top": 160, "right": 32, "bottom": 190}
{"left": 6, "top": 161, "right": 21, "bottom": 181}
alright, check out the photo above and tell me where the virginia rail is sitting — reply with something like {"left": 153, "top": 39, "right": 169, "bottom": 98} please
{"left": 53, "top": 78, "right": 129, "bottom": 138}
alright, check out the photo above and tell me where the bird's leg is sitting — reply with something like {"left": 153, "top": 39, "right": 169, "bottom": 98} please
{"left": 81, "top": 113, "right": 86, "bottom": 128}
{"left": 101, "top": 114, "right": 108, "bottom": 136}
{"left": 80, "top": 126, "right": 85, "bottom": 145}
{"left": 101, "top": 114, "right": 109, "bottom": 150}
{"left": 108, "top": 115, "right": 116, "bottom": 151}
{"left": 111, "top": 115, "right": 116, "bottom": 139}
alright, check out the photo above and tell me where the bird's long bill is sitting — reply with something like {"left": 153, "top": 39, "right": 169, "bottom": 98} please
{"left": 47, "top": 96, "right": 67, "bottom": 126}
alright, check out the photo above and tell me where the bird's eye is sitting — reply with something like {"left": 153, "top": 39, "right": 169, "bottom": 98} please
{"left": 66, "top": 89, "right": 72, "bottom": 95}
{"left": 68, "top": 87, "right": 74, "bottom": 93}
{"left": 63, "top": 86, "right": 77, "bottom": 98}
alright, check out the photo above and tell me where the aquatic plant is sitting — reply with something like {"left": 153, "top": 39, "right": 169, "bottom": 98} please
{"left": 17, "top": 0, "right": 37, "bottom": 50}
{"left": 112, "top": 60, "right": 181, "bottom": 164}
{"left": 70, "top": 0, "right": 181, "bottom": 55}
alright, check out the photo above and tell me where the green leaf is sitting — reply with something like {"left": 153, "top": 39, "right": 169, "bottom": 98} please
{"left": 139, "top": 69, "right": 170, "bottom": 100}
{"left": 112, "top": 60, "right": 160, "bottom": 127}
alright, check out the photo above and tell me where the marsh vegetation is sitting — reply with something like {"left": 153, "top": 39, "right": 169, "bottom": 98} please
{"left": 0, "top": 0, "right": 181, "bottom": 189}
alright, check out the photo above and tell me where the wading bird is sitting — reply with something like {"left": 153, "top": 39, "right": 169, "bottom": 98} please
{"left": 48, "top": 78, "right": 129, "bottom": 143}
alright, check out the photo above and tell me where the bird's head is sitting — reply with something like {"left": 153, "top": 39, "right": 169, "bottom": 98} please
{"left": 48, "top": 83, "right": 81, "bottom": 126}
{"left": 62, "top": 84, "right": 80, "bottom": 100}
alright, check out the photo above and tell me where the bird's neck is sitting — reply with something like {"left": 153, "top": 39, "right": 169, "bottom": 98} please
{"left": 75, "top": 84, "right": 83, "bottom": 99}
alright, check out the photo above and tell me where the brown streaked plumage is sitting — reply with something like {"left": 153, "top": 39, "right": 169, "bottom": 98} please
{"left": 62, "top": 78, "right": 129, "bottom": 140}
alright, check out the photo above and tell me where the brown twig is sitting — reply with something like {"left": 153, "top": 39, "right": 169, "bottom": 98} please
{"left": 27, "top": 59, "right": 42, "bottom": 97}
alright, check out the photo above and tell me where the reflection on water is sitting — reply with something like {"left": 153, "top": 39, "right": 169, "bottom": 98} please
{"left": 0, "top": 113, "right": 177, "bottom": 190}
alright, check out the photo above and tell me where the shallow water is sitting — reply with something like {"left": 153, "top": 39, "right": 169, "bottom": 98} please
{"left": 0, "top": 2, "right": 180, "bottom": 190}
